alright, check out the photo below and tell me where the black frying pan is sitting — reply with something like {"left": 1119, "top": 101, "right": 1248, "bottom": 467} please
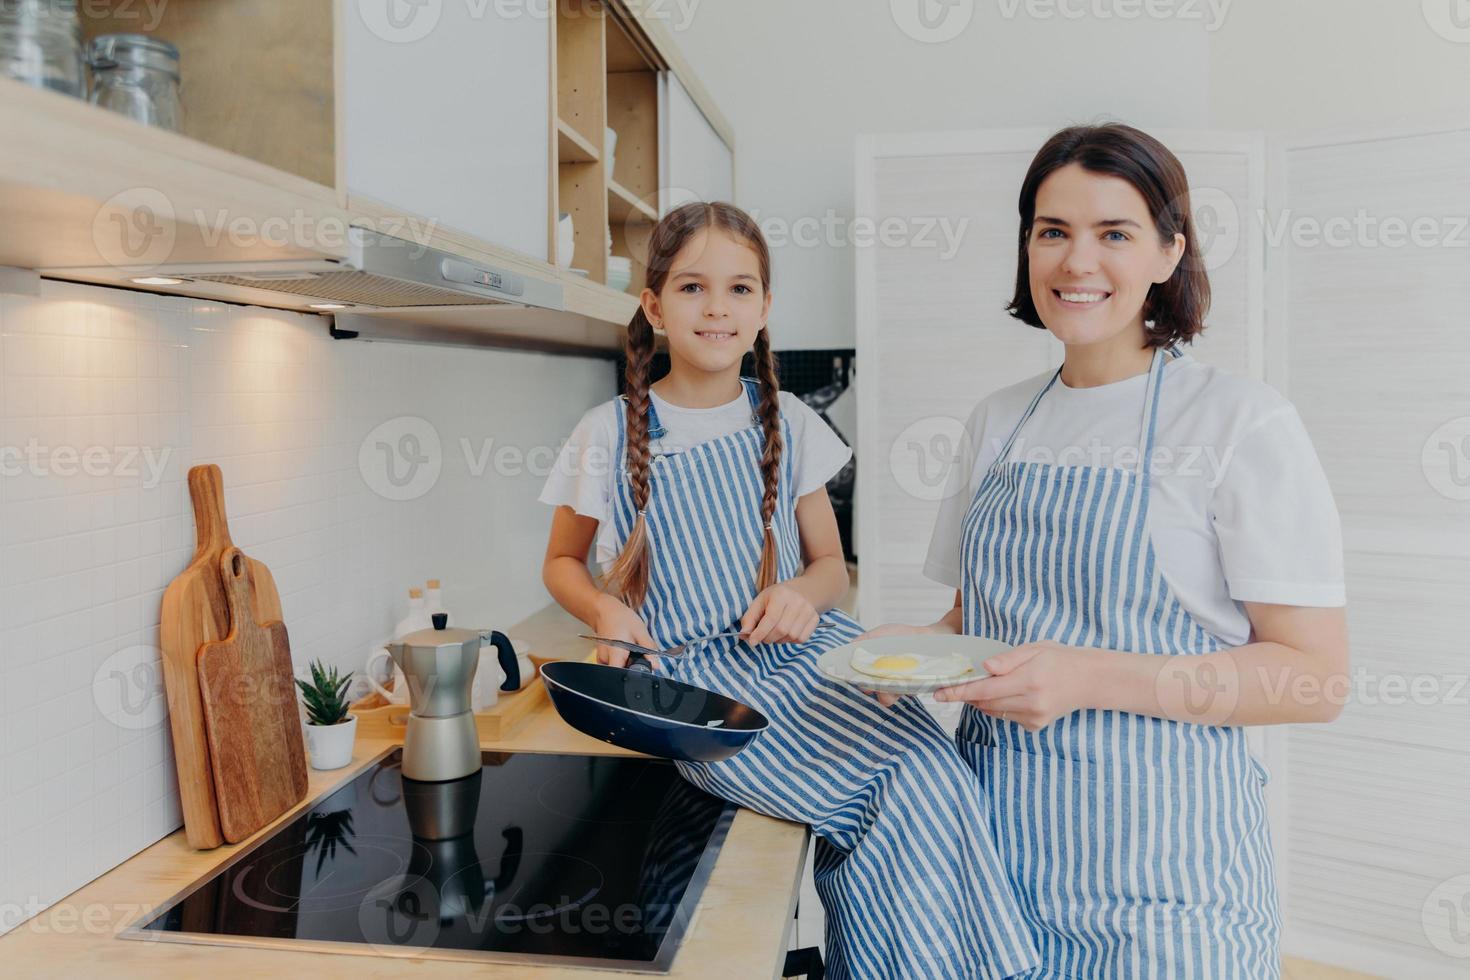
{"left": 540, "top": 651, "right": 769, "bottom": 763}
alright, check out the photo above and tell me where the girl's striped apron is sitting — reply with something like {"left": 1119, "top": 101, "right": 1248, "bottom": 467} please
{"left": 955, "top": 346, "right": 1282, "bottom": 978}
{"left": 611, "top": 379, "right": 1040, "bottom": 980}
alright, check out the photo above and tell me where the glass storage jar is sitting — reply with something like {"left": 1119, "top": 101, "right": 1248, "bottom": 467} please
{"left": 86, "top": 32, "right": 181, "bottom": 132}
{"left": 0, "top": 0, "right": 85, "bottom": 97}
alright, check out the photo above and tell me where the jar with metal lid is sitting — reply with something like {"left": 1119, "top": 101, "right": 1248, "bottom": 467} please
{"left": 86, "top": 32, "right": 182, "bottom": 132}
{"left": 0, "top": 0, "right": 85, "bottom": 97}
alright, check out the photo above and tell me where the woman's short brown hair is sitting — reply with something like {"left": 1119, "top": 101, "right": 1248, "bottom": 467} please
{"left": 1006, "top": 122, "right": 1211, "bottom": 349}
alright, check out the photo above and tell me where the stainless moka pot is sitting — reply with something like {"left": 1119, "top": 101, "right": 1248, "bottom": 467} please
{"left": 387, "top": 623, "right": 483, "bottom": 782}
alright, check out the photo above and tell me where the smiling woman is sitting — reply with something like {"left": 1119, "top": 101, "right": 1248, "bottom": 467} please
{"left": 863, "top": 123, "right": 1350, "bottom": 980}
{"left": 1005, "top": 124, "right": 1209, "bottom": 354}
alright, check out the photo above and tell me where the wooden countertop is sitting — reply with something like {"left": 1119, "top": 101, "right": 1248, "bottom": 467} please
{"left": 0, "top": 588, "right": 876, "bottom": 979}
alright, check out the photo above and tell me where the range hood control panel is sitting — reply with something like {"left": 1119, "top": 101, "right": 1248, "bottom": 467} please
{"left": 440, "top": 258, "right": 525, "bottom": 298}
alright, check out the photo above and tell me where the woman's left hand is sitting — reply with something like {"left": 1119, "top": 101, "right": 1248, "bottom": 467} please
{"left": 740, "top": 583, "right": 820, "bottom": 645}
{"left": 934, "top": 640, "right": 1096, "bottom": 732}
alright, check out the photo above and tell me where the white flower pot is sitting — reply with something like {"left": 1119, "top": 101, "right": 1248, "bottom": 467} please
{"left": 305, "top": 714, "right": 358, "bottom": 770}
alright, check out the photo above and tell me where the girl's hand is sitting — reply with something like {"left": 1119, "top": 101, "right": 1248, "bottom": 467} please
{"left": 933, "top": 640, "right": 1094, "bottom": 731}
{"left": 591, "top": 594, "right": 658, "bottom": 668}
{"left": 850, "top": 623, "right": 933, "bottom": 707}
{"left": 740, "top": 583, "right": 820, "bottom": 646}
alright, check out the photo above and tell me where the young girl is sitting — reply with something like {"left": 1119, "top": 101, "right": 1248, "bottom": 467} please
{"left": 539, "top": 202, "right": 1039, "bottom": 979}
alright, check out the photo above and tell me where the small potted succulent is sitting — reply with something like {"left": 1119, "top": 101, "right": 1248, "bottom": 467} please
{"left": 297, "top": 660, "right": 357, "bottom": 770}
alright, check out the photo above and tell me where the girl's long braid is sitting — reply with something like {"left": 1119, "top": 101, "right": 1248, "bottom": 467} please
{"left": 752, "top": 326, "right": 782, "bottom": 593}
{"left": 600, "top": 307, "right": 657, "bottom": 609}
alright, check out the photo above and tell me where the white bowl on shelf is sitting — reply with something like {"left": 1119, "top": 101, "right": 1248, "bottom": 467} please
{"left": 606, "top": 256, "right": 633, "bottom": 292}
{"left": 556, "top": 213, "right": 575, "bottom": 269}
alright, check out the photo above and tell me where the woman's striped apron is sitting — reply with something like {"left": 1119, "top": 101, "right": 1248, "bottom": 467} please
{"left": 610, "top": 379, "right": 1040, "bottom": 979}
{"left": 955, "top": 346, "right": 1282, "bottom": 978}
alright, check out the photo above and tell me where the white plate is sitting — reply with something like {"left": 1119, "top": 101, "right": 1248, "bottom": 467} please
{"left": 816, "top": 633, "right": 1010, "bottom": 694}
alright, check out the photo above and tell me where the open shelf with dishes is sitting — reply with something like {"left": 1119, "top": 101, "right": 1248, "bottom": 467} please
{"left": 552, "top": 0, "right": 663, "bottom": 301}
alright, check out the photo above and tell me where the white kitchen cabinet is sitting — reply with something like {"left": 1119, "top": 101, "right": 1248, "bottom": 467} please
{"left": 343, "top": 3, "right": 550, "bottom": 260}
{"left": 659, "top": 71, "right": 734, "bottom": 209}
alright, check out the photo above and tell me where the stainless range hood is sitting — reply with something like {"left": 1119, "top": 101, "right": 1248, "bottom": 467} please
{"left": 38, "top": 226, "right": 564, "bottom": 315}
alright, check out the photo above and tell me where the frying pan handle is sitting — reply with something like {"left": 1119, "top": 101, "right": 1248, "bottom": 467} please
{"left": 625, "top": 650, "right": 654, "bottom": 673}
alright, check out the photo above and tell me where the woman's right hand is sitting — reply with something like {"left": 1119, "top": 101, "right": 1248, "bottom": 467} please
{"left": 851, "top": 622, "right": 934, "bottom": 707}
{"left": 591, "top": 594, "right": 658, "bottom": 668}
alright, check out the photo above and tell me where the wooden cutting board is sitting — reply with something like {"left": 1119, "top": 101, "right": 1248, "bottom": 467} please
{"left": 196, "top": 547, "right": 308, "bottom": 843}
{"left": 158, "top": 464, "right": 285, "bottom": 849}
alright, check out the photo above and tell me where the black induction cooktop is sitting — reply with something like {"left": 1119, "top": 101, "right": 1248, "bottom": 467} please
{"left": 122, "top": 748, "right": 736, "bottom": 973}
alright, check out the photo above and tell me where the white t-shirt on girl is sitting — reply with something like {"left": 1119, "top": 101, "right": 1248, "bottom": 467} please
{"left": 539, "top": 386, "right": 852, "bottom": 572}
{"left": 922, "top": 351, "right": 1346, "bottom": 649}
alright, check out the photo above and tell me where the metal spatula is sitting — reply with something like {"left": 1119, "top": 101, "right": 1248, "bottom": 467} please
{"left": 577, "top": 631, "right": 737, "bottom": 658}
{"left": 579, "top": 624, "right": 834, "bottom": 659}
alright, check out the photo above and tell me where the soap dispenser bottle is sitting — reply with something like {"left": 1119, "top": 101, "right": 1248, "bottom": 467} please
{"left": 425, "top": 578, "right": 445, "bottom": 619}
{"left": 393, "top": 587, "right": 431, "bottom": 640}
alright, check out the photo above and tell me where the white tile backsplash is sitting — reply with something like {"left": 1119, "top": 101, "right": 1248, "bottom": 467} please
{"left": 0, "top": 279, "right": 615, "bottom": 933}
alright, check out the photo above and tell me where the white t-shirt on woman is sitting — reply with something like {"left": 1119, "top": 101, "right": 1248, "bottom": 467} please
{"left": 922, "top": 351, "right": 1346, "bottom": 648}
{"left": 540, "top": 386, "right": 852, "bottom": 572}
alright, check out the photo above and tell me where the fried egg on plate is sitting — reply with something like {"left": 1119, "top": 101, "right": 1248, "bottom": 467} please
{"left": 849, "top": 645, "right": 973, "bottom": 681}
